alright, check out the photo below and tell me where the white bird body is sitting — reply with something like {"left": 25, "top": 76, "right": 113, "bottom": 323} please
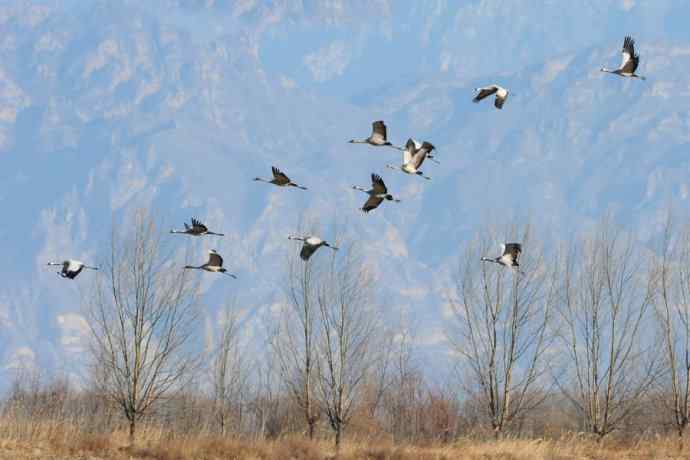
{"left": 46, "top": 260, "right": 98, "bottom": 279}
{"left": 387, "top": 138, "right": 434, "bottom": 180}
{"left": 473, "top": 84, "right": 509, "bottom": 109}
{"left": 288, "top": 235, "right": 339, "bottom": 261}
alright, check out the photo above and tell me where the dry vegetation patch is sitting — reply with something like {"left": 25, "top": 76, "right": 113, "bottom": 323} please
{"left": 1, "top": 430, "right": 690, "bottom": 460}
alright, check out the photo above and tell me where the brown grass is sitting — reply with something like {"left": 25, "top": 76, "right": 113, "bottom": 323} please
{"left": 0, "top": 419, "right": 689, "bottom": 460}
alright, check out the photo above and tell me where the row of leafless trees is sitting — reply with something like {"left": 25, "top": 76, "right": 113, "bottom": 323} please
{"left": 447, "top": 217, "right": 690, "bottom": 442}
{"left": 7, "top": 211, "right": 690, "bottom": 448}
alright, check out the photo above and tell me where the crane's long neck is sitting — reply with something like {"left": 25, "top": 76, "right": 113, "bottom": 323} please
{"left": 184, "top": 265, "right": 202, "bottom": 270}
{"left": 385, "top": 164, "right": 399, "bottom": 171}
{"left": 352, "top": 186, "right": 368, "bottom": 193}
{"left": 288, "top": 236, "right": 306, "bottom": 242}
{"left": 600, "top": 67, "right": 615, "bottom": 74}
{"left": 349, "top": 139, "right": 368, "bottom": 144}
{"left": 253, "top": 178, "right": 270, "bottom": 183}
{"left": 170, "top": 229, "right": 186, "bottom": 234}
{"left": 481, "top": 257, "right": 500, "bottom": 264}
{"left": 46, "top": 262, "right": 62, "bottom": 266}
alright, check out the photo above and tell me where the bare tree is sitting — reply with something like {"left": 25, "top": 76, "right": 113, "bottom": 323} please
{"left": 652, "top": 215, "right": 690, "bottom": 442}
{"left": 379, "top": 326, "right": 425, "bottom": 442}
{"left": 447, "top": 225, "right": 555, "bottom": 437}
{"left": 272, "top": 244, "right": 322, "bottom": 439}
{"left": 211, "top": 306, "right": 248, "bottom": 436}
{"left": 86, "top": 210, "right": 200, "bottom": 444}
{"left": 554, "top": 220, "right": 658, "bottom": 439}
{"left": 314, "top": 243, "right": 380, "bottom": 449}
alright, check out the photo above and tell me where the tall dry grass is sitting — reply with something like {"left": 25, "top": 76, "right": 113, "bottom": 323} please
{"left": 0, "top": 416, "right": 688, "bottom": 460}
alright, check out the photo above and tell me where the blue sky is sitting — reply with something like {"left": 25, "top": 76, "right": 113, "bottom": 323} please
{"left": 1, "top": 0, "right": 690, "bottom": 384}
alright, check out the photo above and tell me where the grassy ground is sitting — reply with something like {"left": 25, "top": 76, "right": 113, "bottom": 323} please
{"left": 0, "top": 422, "right": 689, "bottom": 459}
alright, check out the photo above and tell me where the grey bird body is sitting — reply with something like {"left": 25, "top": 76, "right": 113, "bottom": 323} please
{"left": 352, "top": 173, "right": 400, "bottom": 213}
{"left": 185, "top": 249, "right": 237, "bottom": 278}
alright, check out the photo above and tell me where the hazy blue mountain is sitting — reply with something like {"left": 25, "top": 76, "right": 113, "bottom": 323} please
{"left": 1, "top": 0, "right": 689, "bottom": 383}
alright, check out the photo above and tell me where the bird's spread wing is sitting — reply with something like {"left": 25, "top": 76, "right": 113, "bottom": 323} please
{"left": 300, "top": 244, "right": 318, "bottom": 261}
{"left": 412, "top": 142, "right": 434, "bottom": 169}
{"left": 621, "top": 36, "right": 638, "bottom": 73}
{"left": 403, "top": 138, "right": 416, "bottom": 164}
{"left": 208, "top": 252, "right": 223, "bottom": 267}
{"left": 272, "top": 166, "right": 291, "bottom": 184}
{"left": 473, "top": 85, "right": 498, "bottom": 103}
{"left": 191, "top": 218, "right": 208, "bottom": 232}
{"left": 362, "top": 195, "right": 383, "bottom": 213}
{"left": 494, "top": 94, "right": 507, "bottom": 109}
{"left": 371, "top": 120, "right": 387, "bottom": 142}
{"left": 504, "top": 243, "right": 522, "bottom": 261}
{"left": 371, "top": 173, "right": 388, "bottom": 194}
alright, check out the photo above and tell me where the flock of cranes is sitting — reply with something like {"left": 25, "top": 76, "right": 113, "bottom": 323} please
{"left": 45, "top": 36, "right": 644, "bottom": 280}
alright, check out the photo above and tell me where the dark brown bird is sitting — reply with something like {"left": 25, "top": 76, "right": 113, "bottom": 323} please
{"left": 352, "top": 173, "right": 400, "bottom": 213}
{"left": 170, "top": 217, "right": 224, "bottom": 236}
{"left": 253, "top": 166, "right": 307, "bottom": 190}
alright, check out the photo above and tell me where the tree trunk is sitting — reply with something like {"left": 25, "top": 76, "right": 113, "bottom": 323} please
{"left": 334, "top": 424, "right": 342, "bottom": 451}
{"left": 128, "top": 418, "right": 136, "bottom": 445}
{"left": 307, "top": 417, "right": 316, "bottom": 440}
{"left": 677, "top": 424, "right": 685, "bottom": 451}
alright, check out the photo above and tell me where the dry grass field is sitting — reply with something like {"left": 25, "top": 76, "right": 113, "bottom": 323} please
{"left": 0, "top": 420, "right": 689, "bottom": 460}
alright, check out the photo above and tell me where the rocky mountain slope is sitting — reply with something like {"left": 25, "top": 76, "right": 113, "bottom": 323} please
{"left": 1, "top": 0, "right": 689, "bottom": 383}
